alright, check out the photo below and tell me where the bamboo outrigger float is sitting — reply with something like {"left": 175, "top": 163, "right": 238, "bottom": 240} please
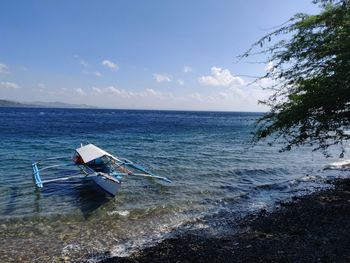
{"left": 32, "top": 143, "right": 171, "bottom": 196}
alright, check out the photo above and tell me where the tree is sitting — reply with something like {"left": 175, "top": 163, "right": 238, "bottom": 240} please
{"left": 242, "top": 0, "right": 350, "bottom": 157}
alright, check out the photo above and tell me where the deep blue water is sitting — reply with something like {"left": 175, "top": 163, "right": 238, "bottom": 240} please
{"left": 0, "top": 107, "right": 347, "bottom": 261}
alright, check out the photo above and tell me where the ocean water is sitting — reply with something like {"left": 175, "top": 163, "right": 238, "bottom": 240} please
{"left": 0, "top": 107, "right": 348, "bottom": 261}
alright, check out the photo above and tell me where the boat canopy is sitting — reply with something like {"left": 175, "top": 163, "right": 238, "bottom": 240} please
{"left": 75, "top": 144, "right": 112, "bottom": 163}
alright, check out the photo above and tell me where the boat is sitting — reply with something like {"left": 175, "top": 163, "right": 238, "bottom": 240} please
{"left": 32, "top": 143, "right": 171, "bottom": 196}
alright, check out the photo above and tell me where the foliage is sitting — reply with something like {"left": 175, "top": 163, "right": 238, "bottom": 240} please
{"left": 242, "top": 0, "right": 350, "bottom": 156}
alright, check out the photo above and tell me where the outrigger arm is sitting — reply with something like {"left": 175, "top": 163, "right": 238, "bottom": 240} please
{"left": 130, "top": 173, "right": 172, "bottom": 183}
{"left": 110, "top": 156, "right": 172, "bottom": 183}
{"left": 32, "top": 162, "right": 88, "bottom": 188}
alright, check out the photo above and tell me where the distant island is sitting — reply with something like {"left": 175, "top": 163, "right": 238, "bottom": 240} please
{"left": 0, "top": 99, "right": 96, "bottom": 109}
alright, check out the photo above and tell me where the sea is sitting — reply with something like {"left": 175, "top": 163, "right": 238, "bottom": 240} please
{"left": 0, "top": 107, "right": 348, "bottom": 262}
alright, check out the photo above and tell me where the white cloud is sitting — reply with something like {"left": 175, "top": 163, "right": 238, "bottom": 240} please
{"left": 92, "top": 86, "right": 121, "bottom": 95}
{"left": 92, "top": 87, "right": 102, "bottom": 93}
{"left": 94, "top": 71, "right": 102, "bottom": 77}
{"left": 76, "top": 88, "right": 86, "bottom": 95}
{"left": 37, "top": 83, "right": 46, "bottom": 92}
{"left": 91, "top": 86, "right": 162, "bottom": 99}
{"left": 0, "top": 64, "right": 9, "bottom": 74}
{"left": 80, "top": 59, "right": 88, "bottom": 67}
{"left": 101, "top": 60, "right": 119, "bottom": 71}
{"left": 254, "top": 77, "right": 275, "bottom": 88}
{"left": 218, "top": 86, "right": 246, "bottom": 99}
{"left": 183, "top": 66, "right": 192, "bottom": 73}
{"left": 265, "top": 61, "right": 274, "bottom": 72}
{"left": 74, "top": 55, "right": 89, "bottom": 67}
{"left": 198, "top": 67, "right": 245, "bottom": 87}
{"left": 153, "top": 73, "right": 172, "bottom": 83}
{"left": 0, "top": 81, "right": 19, "bottom": 89}
{"left": 177, "top": 79, "right": 185, "bottom": 85}
{"left": 218, "top": 91, "right": 230, "bottom": 99}
{"left": 146, "top": 88, "right": 157, "bottom": 95}
{"left": 190, "top": 92, "right": 203, "bottom": 101}
{"left": 105, "top": 86, "right": 121, "bottom": 94}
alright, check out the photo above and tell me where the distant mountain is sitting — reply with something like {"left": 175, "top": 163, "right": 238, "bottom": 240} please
{"left": 0, "top": 99, "right": 36, "bottom": 107}
{"left": 31, "top": 101, "right": 96, "bottom": 109}
{"left": 0, "top": 99, "right": 96, "bottom": 109}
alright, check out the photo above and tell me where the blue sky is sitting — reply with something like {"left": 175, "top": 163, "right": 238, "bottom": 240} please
{"left": 0, "top": 1, "right": 320, "bottom": 111}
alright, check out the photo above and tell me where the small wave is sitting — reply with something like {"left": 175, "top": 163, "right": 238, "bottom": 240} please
{"left": 253, "top": 174, "right": 320, "bottom": 192}
{"left": 232, "top": 167, "right": 288, "bottom": 177}
{"left": 289, "top": 175, "right": 317, "bottom": 185}
{"left": 107, "top": 210, "right": 130, "bottom": 217}
{"left": 108, "top": 213, "right": 201, "bottom": 258}
{"left": 254, "top": 182, "right": 289, "bottom": 191}
{"left": 325, "top": 160, "right": 350, "bottom": 170}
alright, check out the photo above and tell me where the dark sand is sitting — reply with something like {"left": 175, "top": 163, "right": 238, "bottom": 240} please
{"left": 100, "top": 178, "right": 350, "bottom": 263}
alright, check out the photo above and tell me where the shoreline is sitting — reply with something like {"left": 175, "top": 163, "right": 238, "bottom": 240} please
{"left": 100, "top": 177, "right": 350, "bottom": 262}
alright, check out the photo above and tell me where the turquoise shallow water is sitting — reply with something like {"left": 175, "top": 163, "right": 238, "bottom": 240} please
{"left": 0, "top": 107, "right": 347, "bottom": 261}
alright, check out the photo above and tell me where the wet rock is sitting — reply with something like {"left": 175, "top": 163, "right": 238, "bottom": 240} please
{"left": 99, "top": 178, "right": 350, "bottom": 263}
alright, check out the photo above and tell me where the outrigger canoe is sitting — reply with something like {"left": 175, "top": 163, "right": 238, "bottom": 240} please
{"left": 32, "top": 143, "right": 171, "bottom": 196}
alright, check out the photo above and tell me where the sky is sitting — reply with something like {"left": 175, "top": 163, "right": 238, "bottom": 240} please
{"left": 0, "top": 0, "right": 320, "bottom": 111}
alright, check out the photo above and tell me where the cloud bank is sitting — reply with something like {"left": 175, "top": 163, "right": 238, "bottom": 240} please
{"left": 0, "top": 82, "right": 19, "bottom": 89}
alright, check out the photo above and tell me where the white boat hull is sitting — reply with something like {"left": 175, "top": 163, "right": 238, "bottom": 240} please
{"left": 92, "top": 175, "right": 121, "bottom": 196}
